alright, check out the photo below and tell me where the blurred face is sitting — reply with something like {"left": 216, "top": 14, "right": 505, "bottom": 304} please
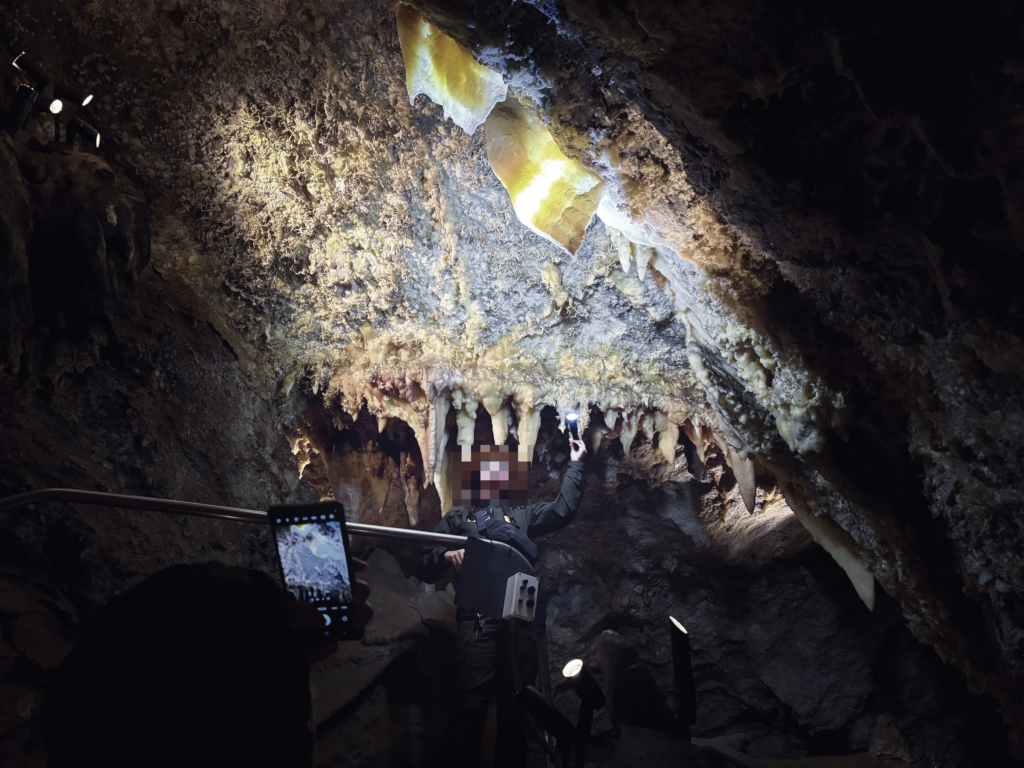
{"left": 450, "top": 444, "right": 530, "bottom": 506}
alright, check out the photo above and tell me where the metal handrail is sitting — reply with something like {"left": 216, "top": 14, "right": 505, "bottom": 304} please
{"left": 0, "top": 488, "right": 533, "bottom": 570}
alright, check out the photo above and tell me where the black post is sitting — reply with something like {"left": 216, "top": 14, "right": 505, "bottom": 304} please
{"left": 670, "top": 616, "right": 696, "bottom": 740}
{"left": 562, "top": 659, "right": 605, "bottom": 768}
{"left": 575, "top": 704, "right": 594, "bottom": 768}
{"left": 53, "top": 114, "right": 60, "bottom": 143}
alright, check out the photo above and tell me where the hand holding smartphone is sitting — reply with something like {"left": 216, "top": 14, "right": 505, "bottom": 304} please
{"left": 268, "top": 501, "right": 364, "bottom": 642}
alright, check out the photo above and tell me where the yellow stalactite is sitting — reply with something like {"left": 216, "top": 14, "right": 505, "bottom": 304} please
{"left": 396, "top": 4, "right": 507, "bottom": 135}
{"left": 484, "top": 97, "right": 604, "bottom": 254}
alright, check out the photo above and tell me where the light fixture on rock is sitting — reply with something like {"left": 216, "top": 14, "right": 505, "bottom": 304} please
{"left": 54, "top": 84, "right": 94, "bottom": 108}
{"left": 562, "top": 658, "right": 605, "bottom": 768}
{"left": 2, "top": 84, "right": 39, "bottom": 136}
{"left": 12, "top": 52, "right": 50, "bottom": 88}
{"left": 67, "top": 116, "right": 101, "bottom": 149}
{"left": 669, "top": 616, "right": 697, "bottom": 740}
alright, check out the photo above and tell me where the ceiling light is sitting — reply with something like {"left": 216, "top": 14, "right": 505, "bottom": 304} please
{"left": 48, "top": 99, "right": 63, "bottom": 115}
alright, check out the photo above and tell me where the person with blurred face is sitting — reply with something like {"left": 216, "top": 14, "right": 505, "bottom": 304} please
{"left": 420, "top": 436, "right": 587, "bottom": 768}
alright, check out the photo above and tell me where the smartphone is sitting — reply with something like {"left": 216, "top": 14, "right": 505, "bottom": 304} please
{"left": 267, "top": 501, "right": 363, "bottom": 641}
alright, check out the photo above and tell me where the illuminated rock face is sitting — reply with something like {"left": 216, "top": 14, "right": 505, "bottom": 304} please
{"left": 484, "top": 97, "right": 604, "bottom": 255}
{"left": 396, "top": 4, "right": 506, "bottom": 135}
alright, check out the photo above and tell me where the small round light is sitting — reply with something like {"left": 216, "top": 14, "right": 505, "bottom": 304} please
{"left": 82, "top": 93, "right": 94, "bottom": 106}
{"left": 48, "top": 98, "right": 62, "bottom": 114}
{"left": 670, "top": 616, "right": 687, "bottom": 634}
{"left": 565, "top": 412, "right": 578, "bottom": 421}
{"left": 562, "top": 659, "right": 583, "bottom": 678}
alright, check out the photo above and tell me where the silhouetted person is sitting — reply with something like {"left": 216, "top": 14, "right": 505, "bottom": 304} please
{"left": 44, "top": 560, "right": 370, "bottom": 768}
{"left": 420, "top": 438, "right": 587, "bottom": 768}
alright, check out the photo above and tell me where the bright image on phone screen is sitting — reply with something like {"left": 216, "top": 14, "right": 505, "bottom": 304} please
{"left": 275, "top": 515, "right": 352, "bottom": 603}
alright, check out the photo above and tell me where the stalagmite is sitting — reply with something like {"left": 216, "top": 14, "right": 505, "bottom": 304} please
{"left": 653, "top": 410, "right": 679, "bottom": 465}
{"left": 400, "top": 452, "right": 421, "bottom": 526}
{"left": 396, "top": 4, "right": 507, "bottom": 135}
{"left": 484, "top": 96, "right": 605, "bottom": 254}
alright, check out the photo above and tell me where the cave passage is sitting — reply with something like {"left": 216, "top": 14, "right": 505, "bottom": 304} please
{"left": 1, "top": 1, "right": 1023, "bottom": 767}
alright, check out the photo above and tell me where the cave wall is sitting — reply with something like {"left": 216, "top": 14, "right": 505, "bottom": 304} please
{"left": 0, "top": 136, "right": 315, "bottom": 764}
{"left": 299, "top": 407, "right": 1015, "bottom": 766}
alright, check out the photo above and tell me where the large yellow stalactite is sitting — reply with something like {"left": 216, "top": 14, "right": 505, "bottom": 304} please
{"left": 484, "top": 97, "right": 605, "bottom": 254}
{"left": 396, "top": 4, "right": 507, "bottom": 134}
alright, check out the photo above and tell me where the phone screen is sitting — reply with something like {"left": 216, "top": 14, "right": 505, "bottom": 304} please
{"left": 268, "top": 502, "right": 361, "bottom": 641}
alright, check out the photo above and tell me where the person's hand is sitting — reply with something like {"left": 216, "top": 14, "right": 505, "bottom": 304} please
{"left": 445, "top": 549, "right": 465, "bottom": 572}
{"left": 289, "top": 558, "right": 373, "bottom": 664}
{"left": 570, "top": 438, "right": 587, "bottom": 461}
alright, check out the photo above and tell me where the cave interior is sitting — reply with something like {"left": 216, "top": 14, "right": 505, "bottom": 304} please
{"left": 1, "top": 0, "right": 1024, "bottom": 766}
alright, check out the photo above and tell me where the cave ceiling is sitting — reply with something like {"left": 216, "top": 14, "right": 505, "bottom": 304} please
{"left": 3, "top": 0, "right": 1024, "bottom": 755}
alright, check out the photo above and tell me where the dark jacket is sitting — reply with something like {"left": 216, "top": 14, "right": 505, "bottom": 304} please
{"left": 419, "top": 460, "right": 584, "bottom": 584}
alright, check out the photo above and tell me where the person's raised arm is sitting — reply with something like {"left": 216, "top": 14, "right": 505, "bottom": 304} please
{"left": 525, "top": 439, "right": 586, "bottom": 539}
{"left": 418, "top": 511, "right": 462, "bottom": 584}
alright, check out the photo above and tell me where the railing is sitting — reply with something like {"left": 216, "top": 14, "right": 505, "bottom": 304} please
{"left": 0, "top": 488, "right": 533, "bottom": 570}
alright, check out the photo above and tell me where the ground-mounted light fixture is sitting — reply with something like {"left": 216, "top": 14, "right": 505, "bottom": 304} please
{"left": 67, "top": 116, "right": 101, "bottom": 149}
{"left": 670, "top": 616, "right": 697, "bottom": 739}
{"left": 516, "top": 685, "right": 575, "bottom": 767}
{"left": 54, "top": 84, "right": 94, "bottom": 108}
{"left": 562, "top": 658, "right": 606, "bottom": 768}
{"left": 10, "top": 52, "right": 99, "bottom": 149}
{"left": 2, "top": 84, "right": 39, "bottom": 136}
{"left": 12, "top": 52, "right": 50, "bottom": 89}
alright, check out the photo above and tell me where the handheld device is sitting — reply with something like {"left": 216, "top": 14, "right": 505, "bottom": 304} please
{"left": 267, "top": 501, "right": 363, "bottom": 641}
{"left": 565, "top": 411, "right": 580, "bottom": 441}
